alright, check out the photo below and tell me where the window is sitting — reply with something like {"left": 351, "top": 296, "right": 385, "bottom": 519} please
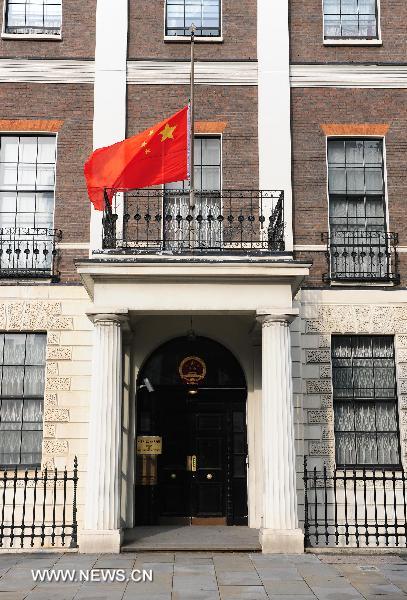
{"left": 166, "top": 136, "right": 221, "bottom": 192}
{"left": 324, "top": 0, "right": 378, "bottom": 39}
{"left": 332, "top": 336, "right": 400, "bottom": 467}
{"left": 0, "top": 135, "right": 56, "bottom": 230}
{"left": 4, "top": 0, "right": 61, "bottom": 35}
{"left": 165, "top": 136, "right": 221, "bottom": 249}
{"left": 327, "top": 138, "right": 389, "bottom": 280}
{"left": 0, "top": 135, "right": 56, "bottom": 274}
{"left": 166, "top": 0, "right": 221, "bottom": 37}
{"left": 0, "top": 333, "right": 46, "bottom": 466}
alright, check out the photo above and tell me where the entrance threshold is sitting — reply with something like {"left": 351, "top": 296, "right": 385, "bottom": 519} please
{"left": 121, "top": 526, "right": 261, "bottom": 552}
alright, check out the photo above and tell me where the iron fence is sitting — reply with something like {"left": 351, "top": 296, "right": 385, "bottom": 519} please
{"left": 0, "top": 228, "right": 62, "bottom": 281}
{"left": 0, "top": 457, "right": 78, "bottom": 549}
{"left": 304, "top": 457, "right": 407, "bottom": 548}
{"left": 322, "top": 231, "right": 399, "bottom": 283}
{"left": 102, "top": 189, "right": 285, "bottom": 254}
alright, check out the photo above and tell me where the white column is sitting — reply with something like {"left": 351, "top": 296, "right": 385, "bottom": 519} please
{"left": 79, "top": 314, "right": 127, "bottom": 553}
{"left": 90, "top": 0, "right": 128, "bottom": 252}
{"left": 257, "top": 0, "right": 293, "bottom": 251}
{"left": 258, "top": 312, "right": 303, "bottom": 553}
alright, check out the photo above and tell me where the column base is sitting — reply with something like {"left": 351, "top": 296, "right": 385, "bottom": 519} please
{"left": 78, "top": 529, "right": 123, "bottom": 554}
{"left": 260, "top": 528, "right": 304, "bottom": 554}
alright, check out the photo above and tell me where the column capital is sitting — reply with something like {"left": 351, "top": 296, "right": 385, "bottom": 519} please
{"left": 256, "top": 309, "right": 299, "bottom": 326}
{"left": 87, "top": 309, "right": 129, "bottom": 328}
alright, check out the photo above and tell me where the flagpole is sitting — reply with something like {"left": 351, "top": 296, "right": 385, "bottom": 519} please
{"left": 189, "top": 23, "right": 196, "bottom": 212}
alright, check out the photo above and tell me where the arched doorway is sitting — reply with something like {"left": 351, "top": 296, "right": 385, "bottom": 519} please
{"left": 135, "top": 335, "right": 248, "bottom": 526}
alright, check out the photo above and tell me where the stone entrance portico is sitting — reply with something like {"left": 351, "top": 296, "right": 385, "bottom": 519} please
{"left": 76, "top": 258, "right": 310, "bottom": 553}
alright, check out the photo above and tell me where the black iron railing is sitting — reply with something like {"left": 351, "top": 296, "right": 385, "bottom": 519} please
{"left": 322, "top": 231, "right": 400, "bottom": 283}
{"left": 0, "top": 228, "right": 61, "bottom": 281}
{"left": 0, "top": 458, "right": 78, "bottom": 549}
{"left": 102, "top": 189, "right": 285, "bottom": 254}
{"left": 304, "top": 458, "right": 407, "bottom": 548}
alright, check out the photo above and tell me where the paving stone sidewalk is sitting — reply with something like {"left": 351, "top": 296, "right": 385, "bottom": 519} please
{"left": 0, "top": 551, "right": 407, "bottom": 600}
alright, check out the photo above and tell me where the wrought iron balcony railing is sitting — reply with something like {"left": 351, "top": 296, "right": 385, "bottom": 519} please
{"left": 102, "top": 189, "right": 285, "bottom": 255}
{"left": 322, "top": 230, "right": 400, "bottom": 283}
{"left": 0, "top": 228, "right": 61, "bottom": 281}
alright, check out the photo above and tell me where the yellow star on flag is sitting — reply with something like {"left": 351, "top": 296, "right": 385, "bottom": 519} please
{"left": 145, "top": 149, "right": 151, "bottom": 154}
{"left": 160, "top": 123, "right": 176, "bottom": 142}
{"left": 141, "top": 141, "right": 148, "bottom": 147}
{"left": 149, "top": 130, "right": 154, "bottom": 136}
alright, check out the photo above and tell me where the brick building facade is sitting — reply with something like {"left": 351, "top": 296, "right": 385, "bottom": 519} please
{"left": 0, "top": 0, "right": 405, "bottom": 553}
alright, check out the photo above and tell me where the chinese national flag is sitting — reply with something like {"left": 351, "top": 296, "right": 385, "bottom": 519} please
{"left": 84, "top": 106, "right": 189, "bottom": 211}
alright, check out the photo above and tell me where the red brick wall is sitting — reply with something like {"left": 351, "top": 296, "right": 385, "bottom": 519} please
{"left": 290, "top": 0, "right": 407, "bottom": 63}
{"left": 127, "top": 85, "right": 259, "bottom": 189}
{"left": 0, "top": 83, "right": 94, "bottom": 282}
{"left": 0, "top": 0, "right": 97, "bottom": 59}
{"left": 128, "top": 0, "right": 257, "bottom": 60}
{"left": 292, "top": 87, "right": 407, "bottom": 287}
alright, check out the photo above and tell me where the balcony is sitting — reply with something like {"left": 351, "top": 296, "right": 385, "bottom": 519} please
{"left": 322, "top": 230, "right": 400, "bottom": 284}
{"left": 102, "top": 189, "right": 285, "bottom": 256}
{"left": 0, "top": 228, "right": 61, "bottom": 281}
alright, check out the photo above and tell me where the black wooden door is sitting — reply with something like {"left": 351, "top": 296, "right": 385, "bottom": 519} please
{"left": 190, "top": 402, "right": 227, "bottom": 520}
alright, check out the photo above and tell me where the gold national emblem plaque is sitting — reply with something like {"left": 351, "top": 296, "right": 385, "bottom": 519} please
{"left": 179, "top": 356, "right": 207, "bottom": 385}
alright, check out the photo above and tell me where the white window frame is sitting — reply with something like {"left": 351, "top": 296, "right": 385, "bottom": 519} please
{"left": 163, "top": 0, "right": 223, "bottom": 43}
{"left": 1, "top": 0, "right": 63, "bottom": 40}
{"left": 322, "top": 0, "right": 382, "bottom": 46}
{"left": 0, "top": 131, "right": 58, "bottom": 233}
{"left": 325, "top": 134, "right": 392, "bottom": 286}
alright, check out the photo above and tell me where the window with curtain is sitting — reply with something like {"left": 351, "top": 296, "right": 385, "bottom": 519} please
{"left": 166, "top": 0, "right": 221, "bottom": 37}
{"left": 324, "top": 0, "right": 378, "bottom": 39}
{"left": 5, "top": 0, "right": 62, "bottom": 35}
{"left": 0, "top": 135, "right": 56, "bottom": 272}
{"left": 0, "top": 333, "right": 46, "bottom": 467}
{"left": 164, "top": 136, "right": 221, "bottom": 249}
{"left": 327, "top": 138, "right": 387, "bottom": 280}
{"left": 332, "top": 336, "right": 400, "bottom": 467}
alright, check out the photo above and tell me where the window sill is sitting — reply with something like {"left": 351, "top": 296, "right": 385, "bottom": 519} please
{"left": 164, "top": 35, "right": 223, "bottom": 43}
{"left": 323, "top": 38, "right": 382, "bottom": 46}
{"left": 1, "top": 32, "right": 62, "bottom": 41}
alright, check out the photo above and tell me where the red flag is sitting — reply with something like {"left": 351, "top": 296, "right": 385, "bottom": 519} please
{"left": 84, "top": 106, "right": 189, "bottom": 210}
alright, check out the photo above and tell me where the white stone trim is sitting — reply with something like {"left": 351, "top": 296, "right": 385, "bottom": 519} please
{"left": 290, "top": 64, "right": 407, "bottom": 89}
{"left": 0, "top": 60, "right": 407, "bottom": 90}
{"left": 258, "top": 0, "right": 293, "bottom": 252}
{"left": 90, "top": 0, "right": 128, "bottom": 253}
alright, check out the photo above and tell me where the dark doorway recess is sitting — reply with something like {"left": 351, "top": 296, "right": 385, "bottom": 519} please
{"left": 135, "top": 336, "right": 248, "bottom": 526}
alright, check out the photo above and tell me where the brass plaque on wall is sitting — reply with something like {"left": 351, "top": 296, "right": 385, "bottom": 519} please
{"left": 136, "top": 435, "right": 162, "bottom": 455}
{"left": 136, "top": 455, "right": 158, "bottom": 486}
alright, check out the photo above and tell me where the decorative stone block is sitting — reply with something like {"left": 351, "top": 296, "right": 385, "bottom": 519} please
{"left": 46, "top": 346, "right": 72, "bottom": 361}
{"left": 322, "top": 427, "right": 335, "bottom": 440}
{"left": 42, "top": 439, "right": 68, "bottom": 455}
{"left": 400, "top": 411, "right": 407, "bottom": 425}
{"left": 44, "top": 408, "right": 69, "bottom": 422}
{"left": 48, "top": 316, "right": 73, "bottom": 331}
{"left": 47, "top": 331, "right": 60, "bottom": 345}
{"left": 397, "top": 336, "right": 407, "bottom": 349}
{"left": 46, "top": 377, "right": 70, "bottom": 391}
{"left": 306, "top": 349, "right": 330, "bottom": 364}
{"left": 321, "top": 394, "right": 333, "bottom": 408}
{"left": 44, "top": 424, "right": 56, "bottom": 438}
{"left": 6, "top": 301, "right": 61, "bottom": 331}
{"left": 398, "top": 350, "right": 407, "bottom": 363}
{"left": 372, "top": 307, "right": 395, "bottom": 333}
{"left": 306, "top": 379, "right": 332, "bottom": 394}
{"left": 398, "top": 365, "right": 407, "bottom": 378}
{"left": 308, "top": 409, "right": 333, "bottom": 424}
{"left": 320, "top": 364, "right": 331, "bottom": 378}
{"left": 309, "top": 441, "right": 335, "bottom": 456}
{"left": 46, "top": 362, "right": 58, "bottom": 377}
{"left": 399, "top": 381, "right": 407, "bottom": 395}
{"left": 42, "top": 458, "right": 55, "bottom": 470}
{"left": 306, "top": 320, "right": 324, "bottom": 334}
{"left": 319, "top": 335, "right": 330, "bottom": 348}
{"left": 44, "top": 393, "right": 58, "bottom": 408}
{"left": 400, "top": 396, "right": 407, "bottom": 410}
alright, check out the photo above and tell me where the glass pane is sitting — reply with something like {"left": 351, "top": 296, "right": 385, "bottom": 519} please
{"left": 376, "top": 403, "right": 397, "bottom": 431}
{"left": 19, "top": 138, "right": 38, "bottom": 164}
{"left": 342, "top": 0, "right": 358, "bottom": 14}
{"left": 335, "top": 403, "right": 355, "bottom": 431}
{"left": 17, "top": 193, "right": 36, "bottom": 213}
{"left": 328, "top": 140, "right": 345, "bottom": 165}
{"left": 25, "top": 334, "right": 46, "bottom": 365}
{"left": 24, "top": 366, "right": 45, "bottom": 396}
{"left": 336, "top": 432, "right": 356, "bottom": 465}
{"left": 0, "top": 163, "right": 18, "bottom": 189}
{"left": 346, "top": 140, "right": 364, "bottom": 165}
{"left": 3, "top": 333, "right": 26, "bottom": 364}
{"left": 0, "top": 431, "right": 21, "bottom": 465}
{"left": 202, "top": 166, "right": 220, "bottom": 190}
{"left": 37, "top": 137, "right": 56, "bottom": 164}
{"left": 329, "top": 168, "right": 346, "bottom": 193}
{"left": 0, "top": 137, "right": 19, "bottom": 163}
{"left": 0, "top": 398, "right": 23, "bottom": 423}
{"left": 2, "top": 366, "right": 24, "bottom": 395}
{"left": 354, "top": 403, "right": 376, "bottom": 431}
{"left": 0, "top": 192, "right": 17, "bottom": 214}
{"left": 17, "top": 163, "right": 37, "bottom": 189}
{"left": 7, "top": 4, "right": 26, "bottom": 27}
{"left": 356, "top": 433, "right": 377, "bottom": 464}
{"left": 22, "top": 398, "right": 43, "bottom": 425}
{"left": 202, "top": 138, "right": 220, "bottom": 165}
{"left": 20, "top": 430, "right": 42, "bottom": 465}
{"left": 377, "top": 433, "right": 399, "bottom": 465}
{"left": 324, "top": 0, "right": 340, "bottom": 14}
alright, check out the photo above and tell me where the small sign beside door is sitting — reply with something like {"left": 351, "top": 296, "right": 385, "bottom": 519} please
{"left": 136, "top": 436, "right": 162, "bottom": 455}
